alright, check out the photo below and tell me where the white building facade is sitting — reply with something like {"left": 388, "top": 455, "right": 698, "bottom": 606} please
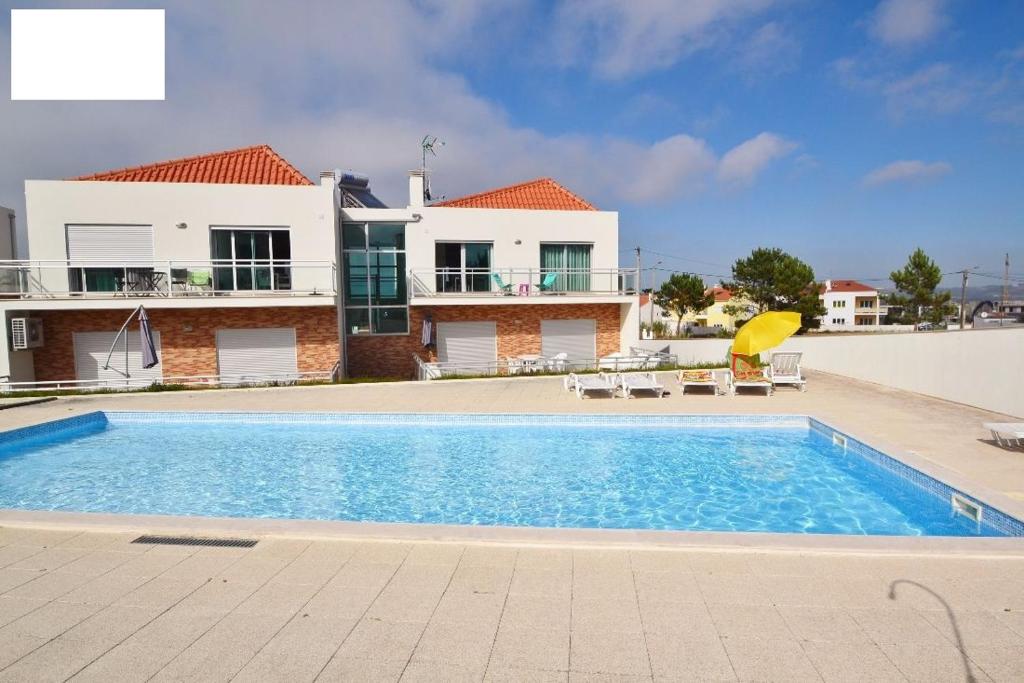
{"left": 0, "top": 145, "right": 638, "bottom": 387}
{"left": 818, "top": 279, "right": 883, "bottom": 330}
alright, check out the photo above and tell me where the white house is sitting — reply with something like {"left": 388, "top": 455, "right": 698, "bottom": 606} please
{"left": 818, "top": 279, "right": 883, "bottom": 330}
{"left": 0, "top": 144, "right": 639, "bottom": 386}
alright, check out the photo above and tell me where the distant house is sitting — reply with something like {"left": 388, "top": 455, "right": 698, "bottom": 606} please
{"left": 818, "top": 280, "right": 882, "bottom": 329}
{"left": 640, "top": 286, "right": 752, "bottom": 334}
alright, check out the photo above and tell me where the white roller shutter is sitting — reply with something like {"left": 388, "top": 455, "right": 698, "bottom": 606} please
{"left": 216, "top": 328, "right": 298, "bottom": 384}
{"left": 437, "top": 321, "right": 497, "bottom": 374}
{"left": 74, "top": 331, "right": 163, "bottom": 383}
{"left": 67, "top": 225, "right": 154, "bottom": 265}
{"left": 541, "top": 319, "right": 596, "bottom": 362}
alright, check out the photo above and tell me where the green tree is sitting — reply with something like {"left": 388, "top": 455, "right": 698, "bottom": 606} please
{"left": 653, "top": 273, "right": 715, "bottom": 336}
{"left": 721, "top": 247, "right": 825, "bottom": 330}
{"left": 889, "top": 248, "right": 952, "bottom": 324}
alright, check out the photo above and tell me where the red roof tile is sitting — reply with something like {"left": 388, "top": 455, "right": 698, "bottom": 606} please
{"left": 822, "top": 280, "right": 877, "bottom": 293}
{"left": 433, "top": 178, "right": 596, "bottom": 211}
{"left": 72, "top": 144, "right": 313, "bottom": 186}
{"left": 708, "top": 286, "right": 732, "bottom": 302}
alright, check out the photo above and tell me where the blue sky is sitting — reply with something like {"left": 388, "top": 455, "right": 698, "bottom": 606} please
{"left": 1, "top": 0, "right": 1022, "bottom": 289}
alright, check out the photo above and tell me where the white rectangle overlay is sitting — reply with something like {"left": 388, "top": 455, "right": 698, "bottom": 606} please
{"left": 11, "top": 9, "right": 165, "bottom": 100}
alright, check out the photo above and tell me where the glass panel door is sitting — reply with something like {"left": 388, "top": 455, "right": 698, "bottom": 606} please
{"left": 540, "top": 244, "right": 592, "bottom": 292}
{"left": 435, "top": 243, "right": 463, "bottom": 293}
{"left": 464, "top": 243, "right": 491, "bottom": 292}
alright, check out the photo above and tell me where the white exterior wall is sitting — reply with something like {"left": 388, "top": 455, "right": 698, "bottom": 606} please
{"left": 344, "top": 204, "right": 619, "bottom": 276}
{"left": 638, "top": 328, "right": 1024, "bottom": 418}
{"left": 23, "top": 180, "right": 336, "bottom": 293}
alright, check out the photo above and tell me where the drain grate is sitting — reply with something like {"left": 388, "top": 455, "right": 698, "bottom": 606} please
{"left": 131, "top": 535, "right": 258, "bottom": 548}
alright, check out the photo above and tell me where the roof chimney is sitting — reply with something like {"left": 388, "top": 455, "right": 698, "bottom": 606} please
{"left": 319, "top": 170, "right": 336, "bottom": 188}
{"left": 408, "top": 170, "right": 425, "bottom": 209}
{"left": 825, "top": 279, "right": 832, "bottom": 292}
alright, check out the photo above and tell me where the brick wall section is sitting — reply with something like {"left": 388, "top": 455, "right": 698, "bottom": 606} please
{"left": 346, "top": 303, "right": 622, "bottom": 378}
{"left": 33, "top": 306, "right": 339, "bottom": 381}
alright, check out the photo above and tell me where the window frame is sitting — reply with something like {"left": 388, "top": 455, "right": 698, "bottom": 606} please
{"left": 209, "top": 226, "right": 292, "bottom": 292}
{"left": 342, "top": 222, "right": 410, "bottom": 336}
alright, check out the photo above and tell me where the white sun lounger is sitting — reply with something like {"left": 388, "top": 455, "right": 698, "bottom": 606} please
{"left": 564, "top": 372, "right": 616, "bottom": 399}
{"left": 984, "top": 423, "right": 1024, "bottom": 449}
{"left": 615, "top": 372, "right": 665, "bottom": 398}
{"left": 676, "top": 369, "right": 722, "bottom": 396}
{"left": 769, "top": 352, "right": 806, "bottom": 392}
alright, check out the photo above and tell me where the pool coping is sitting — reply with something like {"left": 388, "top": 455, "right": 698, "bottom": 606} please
{"left": 1, "top": 409, "right": 1023, "bottom": 553}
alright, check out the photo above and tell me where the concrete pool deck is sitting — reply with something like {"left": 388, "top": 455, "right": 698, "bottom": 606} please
{"left": 0, "top": 371, "right": 1023, "bottom": 680}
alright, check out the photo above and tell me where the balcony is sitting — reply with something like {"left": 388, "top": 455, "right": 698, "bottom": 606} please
{"left": 0, "top": 259, "right": 336, "bottom": 300}
{"left": 409, "top": 268, "right": 638, "bottom": 300}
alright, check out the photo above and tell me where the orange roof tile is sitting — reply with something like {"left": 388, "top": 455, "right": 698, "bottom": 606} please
{"left": 72, "top": 144, "right": 313, "bottom": 186}
{"left": 822, "top": 279, "right": 877, "bottom": 293}
{"left": 708, "top": 286, "right": 732, "bottom": 302}
{"left": 433, "top": 178, "right": 596, "bottom": 211}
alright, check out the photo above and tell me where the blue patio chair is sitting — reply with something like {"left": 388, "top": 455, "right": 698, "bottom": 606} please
{"left": 491, "top": 273, "right": 514, "bottom": 294}
{"left": 536, "top": 272, "right": 559, "bottom": 292}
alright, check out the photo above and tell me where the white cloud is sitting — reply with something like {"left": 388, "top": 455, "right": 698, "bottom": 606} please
{"left": 0, "top": 0, "right": 792, "bottom": 238}
{"left": 832, "top": 58, "right": 974, "bottom": 119}
{"left": 732, "top": 21, "right": 801, "bottom": 78}
{"left": 869, "top": 0, "right": 947, "bottom": 47}
{"left": 863, "top": 160, "right": 952, "bottom": 186}
{"left": 717, "top": 133, "right": 797, "bottom": 186}
{"left": 551, "top": 0, "right": 781, "bottom": 79}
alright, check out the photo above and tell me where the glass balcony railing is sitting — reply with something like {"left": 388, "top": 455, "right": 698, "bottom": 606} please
{"left": 0, "top": 259, "right": 337, "bottom": 299}
{"left": 409, "top": 268, "right": 639, "bottom": 298}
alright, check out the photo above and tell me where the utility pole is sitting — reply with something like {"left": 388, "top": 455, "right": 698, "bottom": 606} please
{"left": 958, "top": 269, "right": 970, "bottom": 331}
{"left": 1002, "top": 253, "right": 1010, "bottom": 328}
{"left": 649, "top": 260, "right": 663, "bottom": 332}
{"left": 635, "top": 246, "right": 642, "bottom": 339}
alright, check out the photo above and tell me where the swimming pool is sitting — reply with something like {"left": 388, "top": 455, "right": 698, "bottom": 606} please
{"left": 0, "top": 412, "right": 1018, "bottom": 537}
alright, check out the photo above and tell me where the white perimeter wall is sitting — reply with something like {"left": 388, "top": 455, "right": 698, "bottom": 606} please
{"left": 23, "top": 180, "right": 336, "bottom": 292}
{"left": 638, "top": 327, "right": 1024, "bottom": 418}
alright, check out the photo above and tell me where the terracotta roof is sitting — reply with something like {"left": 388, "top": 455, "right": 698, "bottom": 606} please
{"left": 433, "top": 178, "right": 596, "bottom": 211}
{"left": 72, "top": 145, "right": 313, "bottom": 186}
{"left": 708, "top": 286, "right": 732, "bottom": 302}
{"left": 822, "top": 279, "right": 877, "bottom": 293}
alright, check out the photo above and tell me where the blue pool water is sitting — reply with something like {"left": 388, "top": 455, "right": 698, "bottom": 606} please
{"left": 0, "top": 413, "right": 1011, "bottom": 537}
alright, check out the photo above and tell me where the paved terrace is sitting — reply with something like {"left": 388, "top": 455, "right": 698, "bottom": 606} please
{"left": 0, "top": 372, "right": 1021, "bottom": 681}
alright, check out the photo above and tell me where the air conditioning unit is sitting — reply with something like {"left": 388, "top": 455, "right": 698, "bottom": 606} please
{"left": 10, "top": 318, "right": 43, "bottom": 350}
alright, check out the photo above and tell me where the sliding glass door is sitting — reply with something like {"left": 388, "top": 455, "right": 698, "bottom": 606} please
{"left": 540, "top": 243, "right": 592, "bottom": 292}
{"left": 434, "top": 242, "right": 492, "bottom": 293}
{"left": 211, "top": 229, "right": 291, "bottom": 291}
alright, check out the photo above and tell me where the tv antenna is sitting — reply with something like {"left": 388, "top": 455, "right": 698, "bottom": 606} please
{"left": 420, "top": 135, "right": 444, "bottom": 201}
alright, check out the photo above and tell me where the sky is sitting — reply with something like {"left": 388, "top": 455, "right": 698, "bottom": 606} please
{"left": 1, "top": 0, "right": 1022, "bottom": 290}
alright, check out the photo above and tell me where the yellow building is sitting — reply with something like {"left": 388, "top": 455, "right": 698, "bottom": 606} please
{"left": 642, "top": 287, "right": 753, "bottom": 333}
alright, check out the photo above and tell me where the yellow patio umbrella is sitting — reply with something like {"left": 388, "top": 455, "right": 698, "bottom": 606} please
{"left": 731, "top": 311, "right": 801, "bottom": 357}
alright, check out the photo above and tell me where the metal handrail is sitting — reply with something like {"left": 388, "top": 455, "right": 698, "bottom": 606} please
{"left": 410, "top": 267, "right": 638, "bottom": 297}
{"left": 0, "top": 369, "right": 336, "bottom": 393}
{"left": 0, "top": 259, "right": 336, "bottom": 299}
{"left": 413, "top": 351, "right": 677, "bottom": 380}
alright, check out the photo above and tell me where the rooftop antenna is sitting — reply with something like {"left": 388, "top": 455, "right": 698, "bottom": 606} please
{"left": 420, "top": 135, "right": 444, "bottom": 202}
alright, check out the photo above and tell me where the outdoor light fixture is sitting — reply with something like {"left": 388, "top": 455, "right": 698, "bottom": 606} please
{"left": 514, "top": 239, "right": 522, "bottom": 245}
{"left": 175, "top": 222, "right": 187, "bottom": 229}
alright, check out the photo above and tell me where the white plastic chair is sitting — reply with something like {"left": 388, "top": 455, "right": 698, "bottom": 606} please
{"left": 769, "top": 352, "right": 806, "bottom": 392}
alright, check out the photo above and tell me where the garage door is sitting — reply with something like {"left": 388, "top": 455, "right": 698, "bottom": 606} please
{"left": 74, "top": 331, "right": 163, "bottom": 383}
{"left": 437, "top": 321, "right": 497, "bottom": 374}
{"left": 541, "top": 319, "right": 596, "bottom": 365}
{"left": 216, "top": 328, "right": 297, "bottom": 384}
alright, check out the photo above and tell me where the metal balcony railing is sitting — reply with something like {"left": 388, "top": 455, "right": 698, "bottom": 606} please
{"left": 409, "top": 267, "right": 638, "bottom": 298}
{"left": 0, "top": 259, "right": 336, "bottom": 299}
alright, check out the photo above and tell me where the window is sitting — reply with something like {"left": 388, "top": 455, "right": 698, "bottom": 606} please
{"left": 210, "top": 228, "right": 291, "bottom": 291}
{"left": 832, "top": 300, "right": 846, "bottom": 308}
{"left": 434, "top": 242, "right": 492, "bottom": 293}
{"left": 540, "top": 243, "right": 592, "bottom": 292}
{"left": 342, "top": 222, "right": 408, "bottom": 335}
